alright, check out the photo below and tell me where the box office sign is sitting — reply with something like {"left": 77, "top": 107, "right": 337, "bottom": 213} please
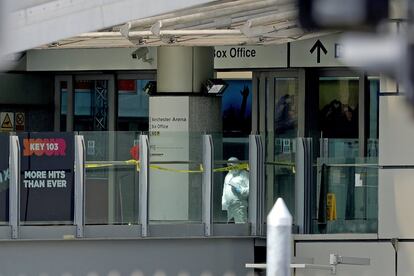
{"left": 19, "top": 133, "right": 74, "bottom": 223}
{"left": 0, "top": 134, "right": 9, "bottom": 222}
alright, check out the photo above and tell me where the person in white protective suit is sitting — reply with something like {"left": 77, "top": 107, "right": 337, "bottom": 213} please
{"left": 221, "top": 157, "right": 249, "bottom": 223}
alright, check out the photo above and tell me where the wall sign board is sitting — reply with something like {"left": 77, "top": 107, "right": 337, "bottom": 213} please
{"left": 290, "top": 34, "right": 347, "bottom": 67}
{"left": 214, "top": 45, "right": 287, "bottom": 69}
{"left": 19, "top": 132, "right": 74, "bottom": 223}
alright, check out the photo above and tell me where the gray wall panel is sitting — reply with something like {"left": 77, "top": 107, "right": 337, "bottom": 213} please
{"left": 379, "top": 95, "right": 414, "bottom": 166}
{"left": 0, "top": 238, "right": 255, "bottom": 276}
{"left": 295, "top": 242, "right": 395, "bottom": 276}
{"left": 378, "top": 169, "right": 414, "bottom": 239}
{"left": 398, "top": 242, "right": 414, "bottom": 276}
{"left": 0, "top": 73, "right": 53, "bottom": 105}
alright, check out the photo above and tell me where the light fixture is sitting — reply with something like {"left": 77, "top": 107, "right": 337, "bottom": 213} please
{"left": 204, "top": 79, "right": 228, "bottom": 95}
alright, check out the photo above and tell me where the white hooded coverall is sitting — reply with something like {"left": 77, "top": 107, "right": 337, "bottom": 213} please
{"left": 221, "top": 164, "right": 249, "bottom": 223}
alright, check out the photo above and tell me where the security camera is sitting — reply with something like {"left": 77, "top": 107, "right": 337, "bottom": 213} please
{"left": 131, "top": 47, "right": 153, "bottom": 63}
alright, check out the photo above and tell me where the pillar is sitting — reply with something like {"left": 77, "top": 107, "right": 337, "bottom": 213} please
{"left": 149, "top": 46, "right": 221, "bottom": 222}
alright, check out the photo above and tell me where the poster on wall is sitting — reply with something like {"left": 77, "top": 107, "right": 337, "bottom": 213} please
{"left": 19, "top": 132, "right": 74, "bottom": 223}
{"left": 0, "top": 134, "right": 9, "bottom": 222}
{"left": 221, "top": 80, "right": 252, "bottom": 136}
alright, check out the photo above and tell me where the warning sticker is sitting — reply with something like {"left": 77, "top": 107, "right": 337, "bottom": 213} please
{"left": 15, "top": 112, "right": 25, "bottom": 131}
{"left": 0, "top": 112, "right": 14, "bottom": 131}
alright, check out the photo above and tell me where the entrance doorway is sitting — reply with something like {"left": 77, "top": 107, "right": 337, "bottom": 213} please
{"left": 253, "top": 70, "right": 304, "bottom": 221}
{"left": 56, "top": 75, "right": 115, "bottom": 132}
{"left": 253, "top": 68, "right": 379, "bottom": 233}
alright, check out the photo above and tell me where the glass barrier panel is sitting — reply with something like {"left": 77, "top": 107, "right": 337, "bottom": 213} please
{"left": 265, "top": 137, "right": 297, "bottom": 222}
{"left": 367, "top": 139, "right": 379, "bottom": 158}
{"left": 148, "top": 131, "right": 202, "bottom": 224}
{"left": 212, "top": 133, "right": 249, "bottom": 224}
{"left": 81, "top": 131, "right": 140, "bottom": 225}
{"left": 19, "top": 132, "right": 74, "bottom": 225}
{"left": 313, "top": 157, "right": 378, "bottom": 234}
{"left": 0, "top": 133, "right": 9, "bottom": 224}
{"left": 324, "top": 138, "right": 359, "bottom": 159}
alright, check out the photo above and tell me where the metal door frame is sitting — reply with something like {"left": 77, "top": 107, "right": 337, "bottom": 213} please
{"left": 252, "top": 69, "right": 305, "bottom": 219}
{"left": 314, "top": 69, "right": 367, "bottom": 157}
{"left": 54, "top": 75, "right": 73, "bottom": 132}
{"left": 74, "top": 74, "right": 116, "bottom": 132}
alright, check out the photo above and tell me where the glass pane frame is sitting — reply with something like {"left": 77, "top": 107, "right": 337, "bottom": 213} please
{"left": 54, "top": 75, "right": 72, "bottom": 132}
{"left": 73, "top": 75, "right": 115, "bottom": 132}
{"left": 211, "top": 132, "right": 250, "bottom": 225}
{"left": 80, "top": 131, "right": 141, "bottom": 226}
{"left": 117, "top": 72, "right": 156, "bottom": 132}
{"left": 309, "top": 69, "right": 379, "bottom": 235}
{"left": 314, "top": 156, "right": 378, "bottom": 234}
{"left": 253, "top": 70, "right": 303, "bottom": 226}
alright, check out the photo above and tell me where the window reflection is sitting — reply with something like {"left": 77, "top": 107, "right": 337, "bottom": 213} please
{"left": 117, "top": 79, "right": 150, "bottom": 131}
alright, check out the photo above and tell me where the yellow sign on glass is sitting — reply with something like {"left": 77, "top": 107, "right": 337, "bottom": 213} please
{"left": 327, "top": 193, "right": 337, "bottom": 221}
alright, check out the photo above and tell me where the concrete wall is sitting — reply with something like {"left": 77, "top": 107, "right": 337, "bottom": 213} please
{"left": 295, "top": 241, "right": 395, "bottom": 276}
{"left": 378, "top": 94, "right": 414, "bottom": 239}
{"left": 0, "top": 73, "right": 53, "bottom": 105}
{"left": 0, "top": 73, "right": 54, "bottom": 131}
{"left": 0, "top": 238, "right": 255, "bottom": 276}
{"left": 27, "top": 48, "right": 157, "bottom": 71}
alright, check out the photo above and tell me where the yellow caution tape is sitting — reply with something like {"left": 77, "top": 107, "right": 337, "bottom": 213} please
{"left": 149, "top": 164, "right": 204, "bottom": 173}
{"left": 266, "top": 161, "right": 296, "bottom": 174}
{"left": 84, "top": 164, "right": 113, "bottom": 169}
{"left": 213, "top": 163, "right": 249, "bottom": 172}
{"left": 85, "top": 159, "right": 140, "bottom": 171}
{"left": 85, "top": 160, "right": 250, "bottom": 174}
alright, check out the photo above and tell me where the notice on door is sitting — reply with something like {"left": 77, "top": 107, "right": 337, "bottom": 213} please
{"left": 19, "top": 132, "right": 74, "bottom": 223}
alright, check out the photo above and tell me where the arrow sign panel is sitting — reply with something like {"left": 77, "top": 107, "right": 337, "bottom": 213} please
{"left": 310, "top": 39, "right": 328, "bottom": 63}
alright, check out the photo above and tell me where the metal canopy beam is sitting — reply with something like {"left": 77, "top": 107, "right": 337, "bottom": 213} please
{"left": 0, "top": 0, "right": 215, "bottom": 55}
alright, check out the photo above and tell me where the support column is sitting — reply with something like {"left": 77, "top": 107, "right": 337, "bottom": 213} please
{"left": 149, "top": 47, "right": 221, "bottom": 223}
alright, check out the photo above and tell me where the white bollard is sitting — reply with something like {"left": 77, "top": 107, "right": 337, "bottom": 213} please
{"left": 266, "top": 198, "right": 292, "bottom": 276}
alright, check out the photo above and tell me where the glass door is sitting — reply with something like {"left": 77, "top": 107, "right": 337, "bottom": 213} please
{"left": 254, "top": 70, "right": 303, "bottom": 226}
{"left": 309, "top": 70, "right": 379, "bottom": 234}
{"left": 74, "top": 75, "right": 115, "bottom": 131}
{"left": 55, "top": 75, "right": 115, "bottom": 132}
{"left": 54, "top": 75, "right": 72, "bottom": 132}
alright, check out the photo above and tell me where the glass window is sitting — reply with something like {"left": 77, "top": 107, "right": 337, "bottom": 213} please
{"left": 212, "top": 133, "right": 249, "bottom": 224}
{"left": 117, "top": 79, "right": 150, "bottom": 131}
{"left": 313, "top": 157, "right": 378, "bottom": 234}
{"left": 60, "top": 81, "right": 67, "bottom": 131}
{"left": 319, "top": 77, "right": 359, "bottom": 139}
{"left": 266, "top": 77, "right": 298, "bottom": 220}
{"left": 222, "top": 80, "right": 252, "bottom": 137}
{"left": 312, "top": 75, "right": 378, "bottom": 234}
{"left": 74, "top": 80, "right": 108, "bottom": 131}
{"left": 275, "top": 78, "right": 298, "bottom": 137}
